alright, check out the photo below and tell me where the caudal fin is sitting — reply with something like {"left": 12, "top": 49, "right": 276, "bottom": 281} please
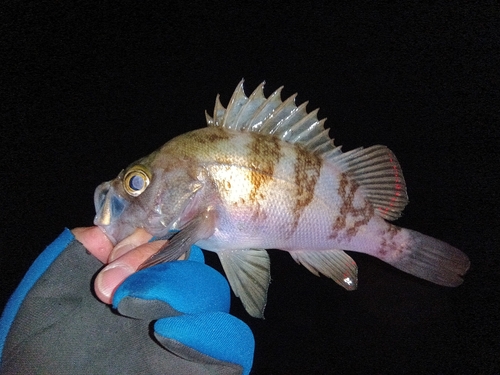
{"left": 387, "top": 229, "right": 470, "bottom": 287}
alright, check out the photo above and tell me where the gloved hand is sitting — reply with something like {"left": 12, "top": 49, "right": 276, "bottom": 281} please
{"left": 0, "top": 228, "right": 254, "bottom": 375}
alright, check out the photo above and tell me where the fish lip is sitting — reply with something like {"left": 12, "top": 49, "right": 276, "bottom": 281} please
{"left": 94, "top": 212, "right": 177, "bottom": 245}
{"left": 95, "top": 224, "right": 118, "bottom": 245}
{"left": 94, "top": 219, "right": 138, "bottom": 246}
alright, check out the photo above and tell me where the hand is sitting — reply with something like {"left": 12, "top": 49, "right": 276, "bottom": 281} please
{"left": 0, "top": 228, "right": 254, "bottom": 375}
{"left": 72, "top": 226, "right": 170, "bottom": 304}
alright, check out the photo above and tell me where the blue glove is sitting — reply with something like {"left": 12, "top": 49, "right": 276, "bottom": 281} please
{"left": 0, "top": 229, "right": 254, "bottom": 375}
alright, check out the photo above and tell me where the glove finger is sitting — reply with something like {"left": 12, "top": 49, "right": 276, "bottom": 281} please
{"left": 113, "top": 261, "right": 230, "bottom": 320}
{"left": 155, "top": 312, "right": 254, "bottom": 375}
{"left": 186, "top": 245, "right": 204, "bottom": 263}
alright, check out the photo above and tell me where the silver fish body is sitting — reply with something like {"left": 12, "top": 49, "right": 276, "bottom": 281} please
{"left": 94, "top": 80, "right": 470, "bottom": 317}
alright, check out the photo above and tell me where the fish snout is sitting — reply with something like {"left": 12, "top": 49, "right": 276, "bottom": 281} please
{"left": 94, "top": 181, "right": 127, "bottom": 224}
{"left": 93, "top": 181, "right": 129, "bottom": 242}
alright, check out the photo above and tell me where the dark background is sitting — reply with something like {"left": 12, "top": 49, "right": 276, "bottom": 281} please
{"left": 1, "top": 1, "right": 499, "bottom": 374}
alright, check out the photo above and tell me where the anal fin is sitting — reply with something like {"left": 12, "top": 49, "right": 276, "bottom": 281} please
{"left": 218, "top": 249, "right": 271, "bottom": 318}
{"left": 289, "top": 249, "right": 358, "bottom": 290}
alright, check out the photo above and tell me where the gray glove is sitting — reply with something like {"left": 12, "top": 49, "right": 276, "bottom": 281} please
{"left": 0, "top": 229, "right": 254, "bottom": 374}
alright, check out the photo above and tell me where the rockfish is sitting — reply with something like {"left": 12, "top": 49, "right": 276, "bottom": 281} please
{"left": 94, "top": 80, "right": 470, "bottom": 317}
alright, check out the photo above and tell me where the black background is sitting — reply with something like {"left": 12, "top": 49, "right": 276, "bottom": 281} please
{"left": 1, "top": 1, "right": 499, "bottom": 374}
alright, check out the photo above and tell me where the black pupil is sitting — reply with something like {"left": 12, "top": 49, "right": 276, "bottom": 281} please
{"left": 129, "top": 175, "right": 144, "bottom": 191}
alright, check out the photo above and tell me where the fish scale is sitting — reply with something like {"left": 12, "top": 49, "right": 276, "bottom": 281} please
{"left": 94, "top": 80, "right": 470, "bottom": 318}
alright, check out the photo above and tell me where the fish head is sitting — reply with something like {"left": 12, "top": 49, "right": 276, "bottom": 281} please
{"left": 94, "top": 155, "right": 205, "bottom": 245}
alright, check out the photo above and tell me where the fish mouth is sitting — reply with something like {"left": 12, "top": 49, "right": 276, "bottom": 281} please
{"left": 95, "top": 225, "right": 119, "bottom": 245}
{"left": 94, "top": 180, "right": 135, "bottom": 244}
{"left": 95, "top": 214, "right": 179, "bottom": 246}
{"left": 94, "top": 220, "right": 136, "bottom": 245}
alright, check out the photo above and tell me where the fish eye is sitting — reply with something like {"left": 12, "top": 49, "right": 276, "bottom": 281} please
{"left": 123, "top": 165, "right": 151, "bottom": 197}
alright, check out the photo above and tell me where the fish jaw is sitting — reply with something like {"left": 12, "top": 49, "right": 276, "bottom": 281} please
{"left": 94, "top": 180, "right": 136, "bottom": 244}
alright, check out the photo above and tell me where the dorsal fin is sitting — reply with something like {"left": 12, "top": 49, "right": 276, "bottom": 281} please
{"left": 205, "top": 79, "right": 342, "bottom": 158}
{"left": 330, "top": 145, "right": 409, "bottom": 220}
{"left": 205, "top": 80, "right": 408, "bottom": 220}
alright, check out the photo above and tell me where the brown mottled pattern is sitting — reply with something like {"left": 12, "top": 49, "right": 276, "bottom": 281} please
{"left": 330, "top": 172, "right": 374, "bottom": 241}
{"left": 155, "top": 127, "right": 232, "bottom": 162}
{"left": 377, "top": 225, "right": 403, "bottom": 258}
{"left": 184, "top": 127, "right": 231, "bottom": 144}
{"left": 247, "top": 133, "right": 282, "bottom": 205}
{"left": 290, "top": 146, "right": 322, "bottom": 234}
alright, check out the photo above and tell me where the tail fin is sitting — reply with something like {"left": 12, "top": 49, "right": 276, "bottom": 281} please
{"left": 386, "top": 229, "right": 470, "bottom": 287}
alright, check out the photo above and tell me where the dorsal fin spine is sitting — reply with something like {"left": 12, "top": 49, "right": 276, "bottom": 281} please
{"left": 213, "top": 94, "right": 225, "bottom": 127}
{"left": 259, "top": 93, "right": 298, "bottom": 135}
{"left": 247, "top": 86, "right": 283, "bottom": 131}
{"left": 208, "top": 80, "right": 335, "bottom": 155}
{"left": 205, "top": 110, "right": 214, "bottom": 126}
{"left": 287, "top": 108, "right": 321, "bottom": 142}
{"left": 306, "top": 127, "right": 333, "bottom": 153}
{"left": 235, "top": 82, "right": 266, "bottom": 131}
{"left": 222, "top": 80, "right": 248, "bottom": 130}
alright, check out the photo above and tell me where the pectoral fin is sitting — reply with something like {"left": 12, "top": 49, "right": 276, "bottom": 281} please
{"left": 218, "top": 249, "right": 271, "bottom": 318}
{"left": 289, "top": 249, "right": 358, "bottom": 291}
{"left": 139, "top": 209, "right": 216, "bottom": 269}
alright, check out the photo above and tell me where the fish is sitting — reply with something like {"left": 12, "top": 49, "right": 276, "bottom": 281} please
{"left": 94, "top": 80, "right": 470, "bottom": 318}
